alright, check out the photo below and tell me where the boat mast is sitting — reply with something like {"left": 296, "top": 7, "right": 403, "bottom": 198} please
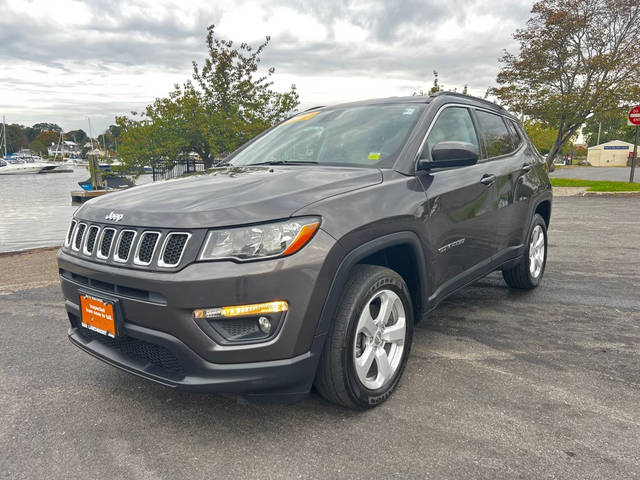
{"left": 2, "top": 115, "right": 7, "bottom": 158}
{"left": 54, "top": 130, "right": 63, "bottom": 162}
{"left": 87, "top": 118, "right": 103, "bottom": 189}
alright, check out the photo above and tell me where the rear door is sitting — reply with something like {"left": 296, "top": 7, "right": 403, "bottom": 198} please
{"left": 473, "top": 110, "right": 532, "bottom": 256}
{"left": 416, "top": 106, "right": 500, "bottom": 297}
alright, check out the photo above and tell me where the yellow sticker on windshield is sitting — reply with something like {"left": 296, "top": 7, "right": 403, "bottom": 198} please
{"left": 284, "top": 111, "right": 320, "bottom": 124}
{"left": 368, "top": 152, "right": 381, "bottom": 160}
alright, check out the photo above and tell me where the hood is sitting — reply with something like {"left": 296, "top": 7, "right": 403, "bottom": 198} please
{"left": 76, "top": 166, "right": 382, "bottom": 228}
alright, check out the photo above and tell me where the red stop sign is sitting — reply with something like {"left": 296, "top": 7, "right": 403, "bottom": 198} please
{"left": 629, "top": 106, "right": 640, "bottom": 126}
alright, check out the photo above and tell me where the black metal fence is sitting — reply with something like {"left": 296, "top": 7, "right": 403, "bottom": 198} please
{"left": 152, "top": 158, "right": 204, "bottom": 181}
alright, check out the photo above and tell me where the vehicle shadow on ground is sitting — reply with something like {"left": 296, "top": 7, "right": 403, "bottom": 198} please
{"left": 93, "top": 272, "right": 532, "bottom": 428}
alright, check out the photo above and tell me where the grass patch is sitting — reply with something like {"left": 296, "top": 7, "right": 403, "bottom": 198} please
{"left": 550, "top": 178, "right": 640, "bottom": 192}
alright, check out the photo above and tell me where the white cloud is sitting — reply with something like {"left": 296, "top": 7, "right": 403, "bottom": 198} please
{"left": 0, "top": 0, "right": 533, "bottom": 134}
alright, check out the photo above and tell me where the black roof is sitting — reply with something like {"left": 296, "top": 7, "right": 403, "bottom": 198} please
{"left": 314, "top": 91, "right": 510, "bottom": 117}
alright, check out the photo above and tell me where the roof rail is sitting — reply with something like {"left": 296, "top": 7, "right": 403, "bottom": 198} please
{"left": 429, "top": 91, "right": 506, "bottom": 111}
{"left": 303, "top": 105, "right": 325, "bottom": 112}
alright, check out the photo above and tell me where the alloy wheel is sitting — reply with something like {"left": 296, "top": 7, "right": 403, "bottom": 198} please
{"left": 353, "top": 289, "right": 407, "bottom": 390}
{"left": 529, "top": 224, "right": 545, "bottom": 279}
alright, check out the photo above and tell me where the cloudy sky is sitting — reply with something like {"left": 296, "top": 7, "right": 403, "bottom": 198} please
{"left": 0, "top": 0, "right": 533, "bottom": 134}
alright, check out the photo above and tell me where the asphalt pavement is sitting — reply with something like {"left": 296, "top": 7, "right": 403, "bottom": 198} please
{"left": 1, "top": 196, "right": 639, "bottom": 479}
{"left": 550, "top": 166, "right": 639, "bottom": 183}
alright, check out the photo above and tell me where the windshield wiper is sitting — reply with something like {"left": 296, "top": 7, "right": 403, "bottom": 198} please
{"left": 248, "top": 160, "right": 319, "bottom": 166}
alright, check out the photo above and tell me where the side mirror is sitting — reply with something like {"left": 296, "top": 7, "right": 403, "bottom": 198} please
{"left": 419, "top": 141, "right": 479, "bottom": 170}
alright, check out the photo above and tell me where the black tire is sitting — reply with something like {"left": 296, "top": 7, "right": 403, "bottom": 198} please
{"left": 502, "top": 213, "right": 547, "bottom": 289}
{"left": 314, "top": 264, "right": 414, "bottom": 409}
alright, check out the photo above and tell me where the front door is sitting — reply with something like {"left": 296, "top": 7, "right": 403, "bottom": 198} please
{"left": 416, "top": 106, "right": 500, "bottom": 299}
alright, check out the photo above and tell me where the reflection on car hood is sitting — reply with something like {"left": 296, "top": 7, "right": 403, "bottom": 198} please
{"left": 76, "top": 166, "right": 382, "bottom": 228}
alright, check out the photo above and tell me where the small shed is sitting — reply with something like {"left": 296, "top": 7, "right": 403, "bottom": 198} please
{"left": 587, "top": 140, "right": 634, "bottom": 166}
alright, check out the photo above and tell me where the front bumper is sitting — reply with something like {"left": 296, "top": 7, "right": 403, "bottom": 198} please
{"left": 68, "top": 322, "right": 322, "bottom": 399}
{"left": 58, "top": 228, "right": 344, "bottom": 396}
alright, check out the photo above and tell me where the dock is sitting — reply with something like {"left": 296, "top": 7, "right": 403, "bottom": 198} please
{"left": 70, "top": 189, "right": 113, "bottom": 204}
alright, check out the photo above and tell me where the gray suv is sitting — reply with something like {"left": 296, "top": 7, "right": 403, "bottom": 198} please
{"left": 58, "top": 92, "right": 552, "bottom": 409}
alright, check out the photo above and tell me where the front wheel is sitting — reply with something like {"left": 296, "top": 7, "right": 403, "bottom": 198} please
{"left": 314, "top": 265, "right": 414, "bottom": 409}
{"left": 502, "top": 213, "right": 547, "bottom": 289}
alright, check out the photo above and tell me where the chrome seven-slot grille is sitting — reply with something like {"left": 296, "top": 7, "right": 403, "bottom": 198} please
{"left": 65, "top": 221, "right": 190, "bottom": 269}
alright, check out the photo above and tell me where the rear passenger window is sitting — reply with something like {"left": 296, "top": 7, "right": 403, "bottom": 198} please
{"left": 475, "top": 111, "right": 514, "bottom": 157}
{"left": 505, "top": 120, "right": 522, "bottom": 149}
{"left": 423, "top": 107, "right": 479, "bottom": 161}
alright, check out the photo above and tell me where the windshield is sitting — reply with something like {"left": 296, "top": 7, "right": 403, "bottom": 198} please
{"left": 230, "top": 104, "right": 425, "bottom": 168}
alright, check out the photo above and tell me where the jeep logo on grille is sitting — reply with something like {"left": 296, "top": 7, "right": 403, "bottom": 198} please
{"left": 105, "top": 211, "right": 124, "bottom": 222}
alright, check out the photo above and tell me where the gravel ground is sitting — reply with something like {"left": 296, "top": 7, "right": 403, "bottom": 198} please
{"left": 0, "top": 248, "right": 59, "bottom": 294}
{"left": 1, "top": 196, "right": 639, "bottom": 479}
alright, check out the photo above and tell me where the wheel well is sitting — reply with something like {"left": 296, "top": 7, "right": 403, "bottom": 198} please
{"left": 358, "top": 244, "right": 423, "bottom": 321}
{"left": 535, "top": 200, "right": 551, "bottom": 227}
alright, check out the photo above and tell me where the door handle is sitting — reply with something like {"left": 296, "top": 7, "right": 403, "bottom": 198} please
{"left": 480, "top": 174, "right": 496, "bottom": 186}
{"left": 521, "top": 163, "right": 532, "bottom": 172}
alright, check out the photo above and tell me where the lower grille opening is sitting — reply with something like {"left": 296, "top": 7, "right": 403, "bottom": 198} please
{"left": 77, "top": 327, "right": 186, "bottom": 379}
{"left": 59, "top": 269, "right": 167, "bottom": 305}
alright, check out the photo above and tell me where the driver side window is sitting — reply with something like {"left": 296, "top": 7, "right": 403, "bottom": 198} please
{"left": 422, "top": 107, "right": 479, "bottom": 161}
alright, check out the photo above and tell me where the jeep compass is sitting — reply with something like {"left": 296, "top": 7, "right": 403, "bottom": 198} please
{"left": 58, "top": 92, "right": 552, "bottom": 409}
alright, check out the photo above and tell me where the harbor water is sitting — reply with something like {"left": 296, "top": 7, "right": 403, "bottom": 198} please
{"left": 0, "top": 169, "right": 151, "bottom": 253}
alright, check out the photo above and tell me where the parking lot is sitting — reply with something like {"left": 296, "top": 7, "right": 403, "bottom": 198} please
{"left": 550, "top": 166, "right": 639, "bottom": 183}
{"left": 1, "top": 196, "right": 639, "bottom": 479}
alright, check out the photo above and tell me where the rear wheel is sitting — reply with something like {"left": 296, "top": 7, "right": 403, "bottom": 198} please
{"left": 314, "top": 265, "right": 414, "bottom": 409}
{"left": 502, "top": 213, "right": 547, "bottom": 289}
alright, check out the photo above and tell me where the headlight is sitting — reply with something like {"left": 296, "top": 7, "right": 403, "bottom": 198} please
{"left": 198, "top": 217, "right": 320, "bottom": 261}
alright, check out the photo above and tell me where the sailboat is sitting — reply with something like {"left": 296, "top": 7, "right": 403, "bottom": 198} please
{"left": 0, "top": 116, "right": 58, "bottom": 175}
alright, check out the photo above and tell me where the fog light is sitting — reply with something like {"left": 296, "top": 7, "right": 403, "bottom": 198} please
{"left": 258, "top": 316, "right": 272, "bottom": 334}
{"left": 193, "top": 300, "right": 288, "bottom": 319}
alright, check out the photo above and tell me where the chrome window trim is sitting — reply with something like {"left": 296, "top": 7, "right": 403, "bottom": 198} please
{"left": 133, "top": 231, "right": 161, "bottom": 266}
{"left": 82, "top": 225, "right": 100, "bottom": 256}
{"left": 414, "top": 103, "right": 521, "bottom": 169}
{"left": 113, "top": 229, "right": 137, "bottom": 263}
{"left": 96, "top": 227, "right": 117, "bottom": 260}
{"left": 157, "top": 232, "right": 191, "bottom": 268}
{"left": 71, "top": 223, "right": 87, "bottom": 252}
{"left": 65, "top": 220, "right": 77, "bottom": 248}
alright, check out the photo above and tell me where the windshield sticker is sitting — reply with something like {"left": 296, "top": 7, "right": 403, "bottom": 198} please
{"left": 284, "top": 111, "right": 320, "bottom": 124}
{"left": 403, "top": 108, "right": 416, "bottom": 115}
{"left": 367, "top": 152, "right": 381, "bottom": 161}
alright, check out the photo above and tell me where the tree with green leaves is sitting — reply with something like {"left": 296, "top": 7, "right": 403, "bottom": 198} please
{"left": 116, "top": 25, "right": 299, "bottom": 171}
{"left": 31, "top": 122, "right": 62, "bottom": 134}
{"left": 523, "top": 120, "right": 573, "bottom": 155}
{"left": 582, "top": 108, "right": 638, "bottom": 147}
{"left": 491, "top": 0, "right": 640, "bottom": 165}
{"left": 66, "top": 129, "right": 88, "bottom": 145}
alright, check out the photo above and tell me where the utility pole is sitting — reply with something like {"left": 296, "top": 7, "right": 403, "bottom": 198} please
{"left": 596, "top": 121, "right": 602, "bottom": 145}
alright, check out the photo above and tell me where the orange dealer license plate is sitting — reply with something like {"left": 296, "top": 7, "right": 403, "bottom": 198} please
{"left": 80, "top": 294, "right": 118, "bottom": 338}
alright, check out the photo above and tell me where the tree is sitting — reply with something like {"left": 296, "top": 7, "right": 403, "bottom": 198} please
{"left": 582, "top": 108, "right": 637, "bottom": 146}
{"left": 29, "top": 138, "right": 47, "bottom": 155}
{"left": 66, "top": 129, "right": 88, "bottom": 145}
{"left": 491, "top": 0, "right": 640, "bottom": 165}
{"left": 4, "top": 124, "right": 29, "bottom": 153}
{"left": 524, "top": 120, "right": 574, "bottom": 155}
{"left": 413, "top": 70, "right": 444, "bottom": 96}
{"left": 31, "top": 122, "right": 62, "bottom": 134}
{"left": 34, "top": 131, "right": 58, "bottom": 150}
{"left": 523, "top": 121, "right": 560, "bottom": 154}
{"left": 117, "top": 25, "right": 299, "bottom": 171}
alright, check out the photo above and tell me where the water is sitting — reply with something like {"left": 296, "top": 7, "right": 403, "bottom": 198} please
{"left": 0, "top": 169, "right": 151, "bottom": 253}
